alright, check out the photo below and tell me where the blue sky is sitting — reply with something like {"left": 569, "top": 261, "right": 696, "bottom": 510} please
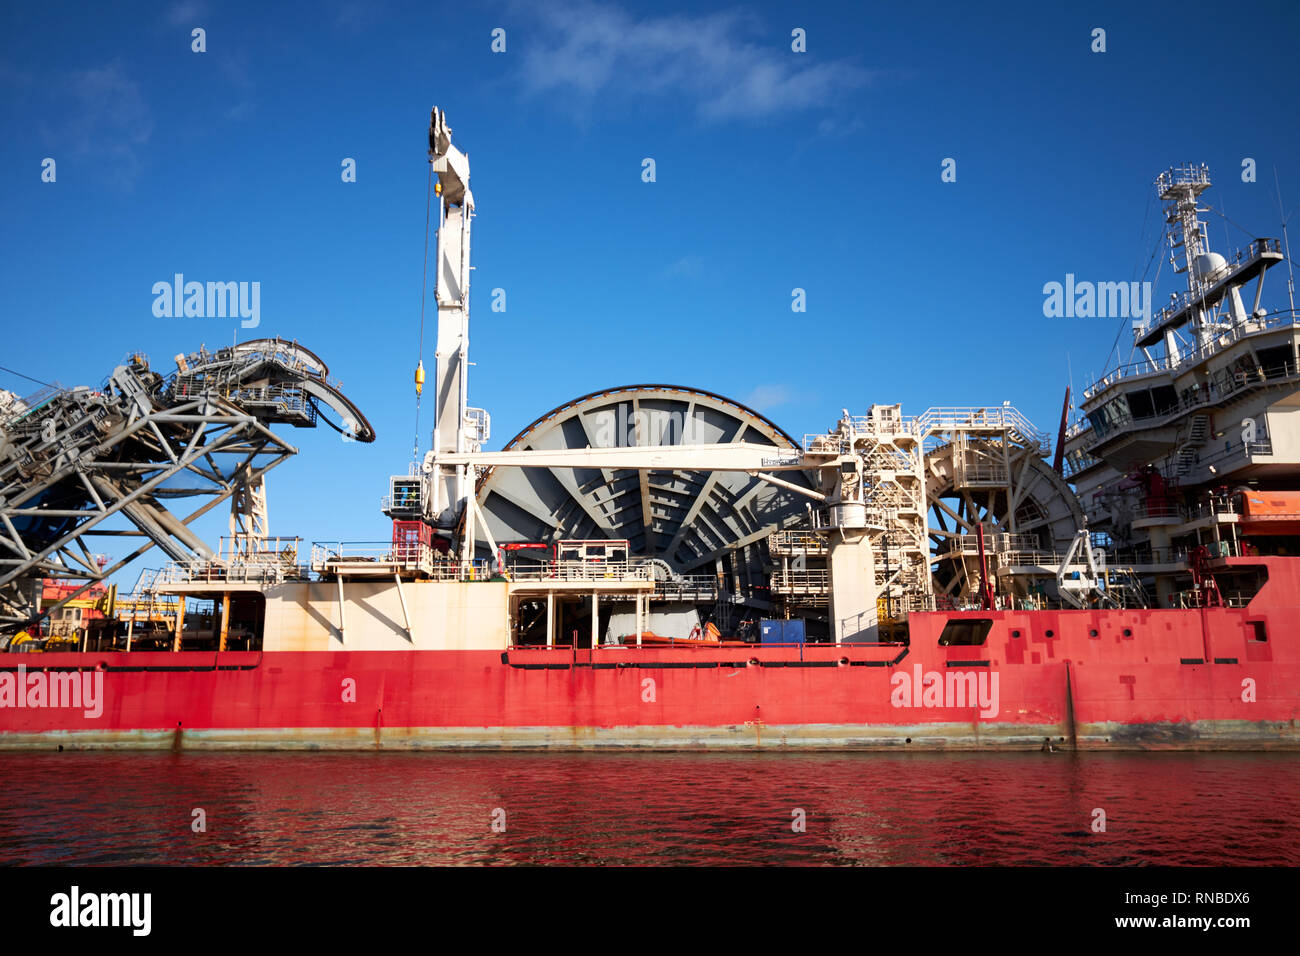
{"left": 2, "top": 0, "right": 1299, "bottom": 578}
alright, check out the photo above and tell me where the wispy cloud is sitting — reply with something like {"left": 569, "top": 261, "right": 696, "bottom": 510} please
{"left": 664, "top": 255, "right": 704, "bottom": 278}
{"left": 335, "top": 0, "right": 381, "bottom": 32}
{"left": 742, "top": 384, "right": 795, "bottom": 410}
{"left": 816, "top": 115, "right": 865, "bottom": 138}
{"left": 218, "top": 52, "right": 256, "bottom": 121}
{"left": 512, "top": 2, "right": 873, "bottom": 123}
{"left": 165, "top": 0, "right": 207, "bottom": 27}
{"left": 41, "top": 61, "right": 153, "bottom": 187}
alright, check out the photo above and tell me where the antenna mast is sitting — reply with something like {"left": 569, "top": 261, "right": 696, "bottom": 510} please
{"left": 1275, "top": 165, "right": 1298, "bottom": 316}
{"left": 1157, "top": 164, "right": 1213, "bottom": 350}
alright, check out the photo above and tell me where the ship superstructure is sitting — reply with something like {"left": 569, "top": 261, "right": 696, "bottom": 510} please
{"left": 1063, "top": 164, "right": 1300, "bottom": 609}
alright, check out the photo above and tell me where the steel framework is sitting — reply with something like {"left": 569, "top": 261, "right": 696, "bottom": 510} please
{"left": 0, "top": 338, "right": 374, "bottom": 631}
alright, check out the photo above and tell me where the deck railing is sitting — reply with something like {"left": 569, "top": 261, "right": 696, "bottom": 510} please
{"left": 1082, "top": 307, "right": 1299, "bottom": 402}
{"left": 768, "top": 530, "right": 827, "bottom": 552}
{"left": 1082, "top": 362, "right": 1294, "bottom": 448}
{"left": 506, "top": 561, "right": 652, "bottom": 583}
{"left": 770, "top": 569, "right": 831, "bottom": 593}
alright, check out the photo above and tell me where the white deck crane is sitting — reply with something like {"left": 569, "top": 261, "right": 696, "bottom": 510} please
{"left": 426, "top": 107, "right": 489, "bottom": 529}
{"left": 387, "top": 108, "right": 490, "bottom": 538}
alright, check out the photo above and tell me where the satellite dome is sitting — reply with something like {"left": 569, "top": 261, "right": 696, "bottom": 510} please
{"left": 1194, "top": 251, "right": 1228, "bottom": 278}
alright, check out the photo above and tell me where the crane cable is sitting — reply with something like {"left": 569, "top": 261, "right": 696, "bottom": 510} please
{"left": 0, "top": 365, "right": 55, "bottom": 389}
{"left": 1099, "top": 188, "right": 1159, "bottom": 377}
{"left": 414, "top": 161, "right": 433, "bottom": 462}
{"left": 1201, "top": 200, "right": 1300, "bottom": 273}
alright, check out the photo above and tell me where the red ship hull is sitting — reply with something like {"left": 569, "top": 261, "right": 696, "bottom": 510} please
{"left": 1, "top": 596, "right": 1294, "bottom": 750}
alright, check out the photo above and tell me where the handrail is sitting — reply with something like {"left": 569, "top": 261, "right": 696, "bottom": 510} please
{"left": 1084, "top": 308, "right": 1299, "bottom": 400}
{"left": 1082, "top": 359, "right": 1294, "bottom": 446}
{"left": 804, "top": 405, "right": 1049, "bottom": 453}
{"left": 915, "top": 406, "right": 1048, "bottom": 447}
{"left": 936, "top": 532, "right": 1042, "bottom": 555}
{"left": 1143, "top": 238, "right": 1282, "bottom": 331}
{"left": 506, "top": 562, "right": 652, "bottom": 582}
{"left": 768, "top": 530, "right": 827, "bottom": 551}
{"left": 157, "top": 561, "right": 310, "bottom": 584}
{"left": 770, "top": 569, "right": 831, "bottom": 592}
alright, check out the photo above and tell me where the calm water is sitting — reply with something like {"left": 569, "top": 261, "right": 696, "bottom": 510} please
{"left": 0, "top": 751, "right": 1297, "bottom": 865}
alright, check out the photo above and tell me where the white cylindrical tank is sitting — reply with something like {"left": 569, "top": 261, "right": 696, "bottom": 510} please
{"left": 831, "top": 501, "right": 867, "bottom": 529}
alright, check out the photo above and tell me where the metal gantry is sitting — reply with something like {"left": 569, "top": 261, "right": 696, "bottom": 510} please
{"left": 0, "top": 339, "right": 374, "bottom": 631}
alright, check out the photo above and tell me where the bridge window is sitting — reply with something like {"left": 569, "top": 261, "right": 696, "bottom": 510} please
{"left": 1127, "top": 390, "right": 1154, "bottom": 419}
{"left": 1257, "top": 345, "right": 1293, "bottom": 378}
{"left": 1086, "top": 396, "right": 1132, "bottom": 438}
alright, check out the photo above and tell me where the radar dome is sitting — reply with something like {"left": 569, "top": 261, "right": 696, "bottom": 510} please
{"left": 1194, "top": 252, "right": 1228, "bottom": 278}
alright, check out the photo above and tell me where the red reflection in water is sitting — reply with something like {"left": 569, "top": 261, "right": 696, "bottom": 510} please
{"left": 0, "top": 752, "right": 1296, "bottom": 865}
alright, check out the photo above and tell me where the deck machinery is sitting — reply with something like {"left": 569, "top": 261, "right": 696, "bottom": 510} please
{"left": 0, "top": 340, "right": 374, "bottom": 641}
{"left": 378, "top": 108, "right": 1125, "bottom": 646}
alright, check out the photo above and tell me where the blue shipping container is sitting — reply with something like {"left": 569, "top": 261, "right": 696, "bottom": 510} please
{"left": 760, "top": 619, "right": 805, "bottom": 644}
